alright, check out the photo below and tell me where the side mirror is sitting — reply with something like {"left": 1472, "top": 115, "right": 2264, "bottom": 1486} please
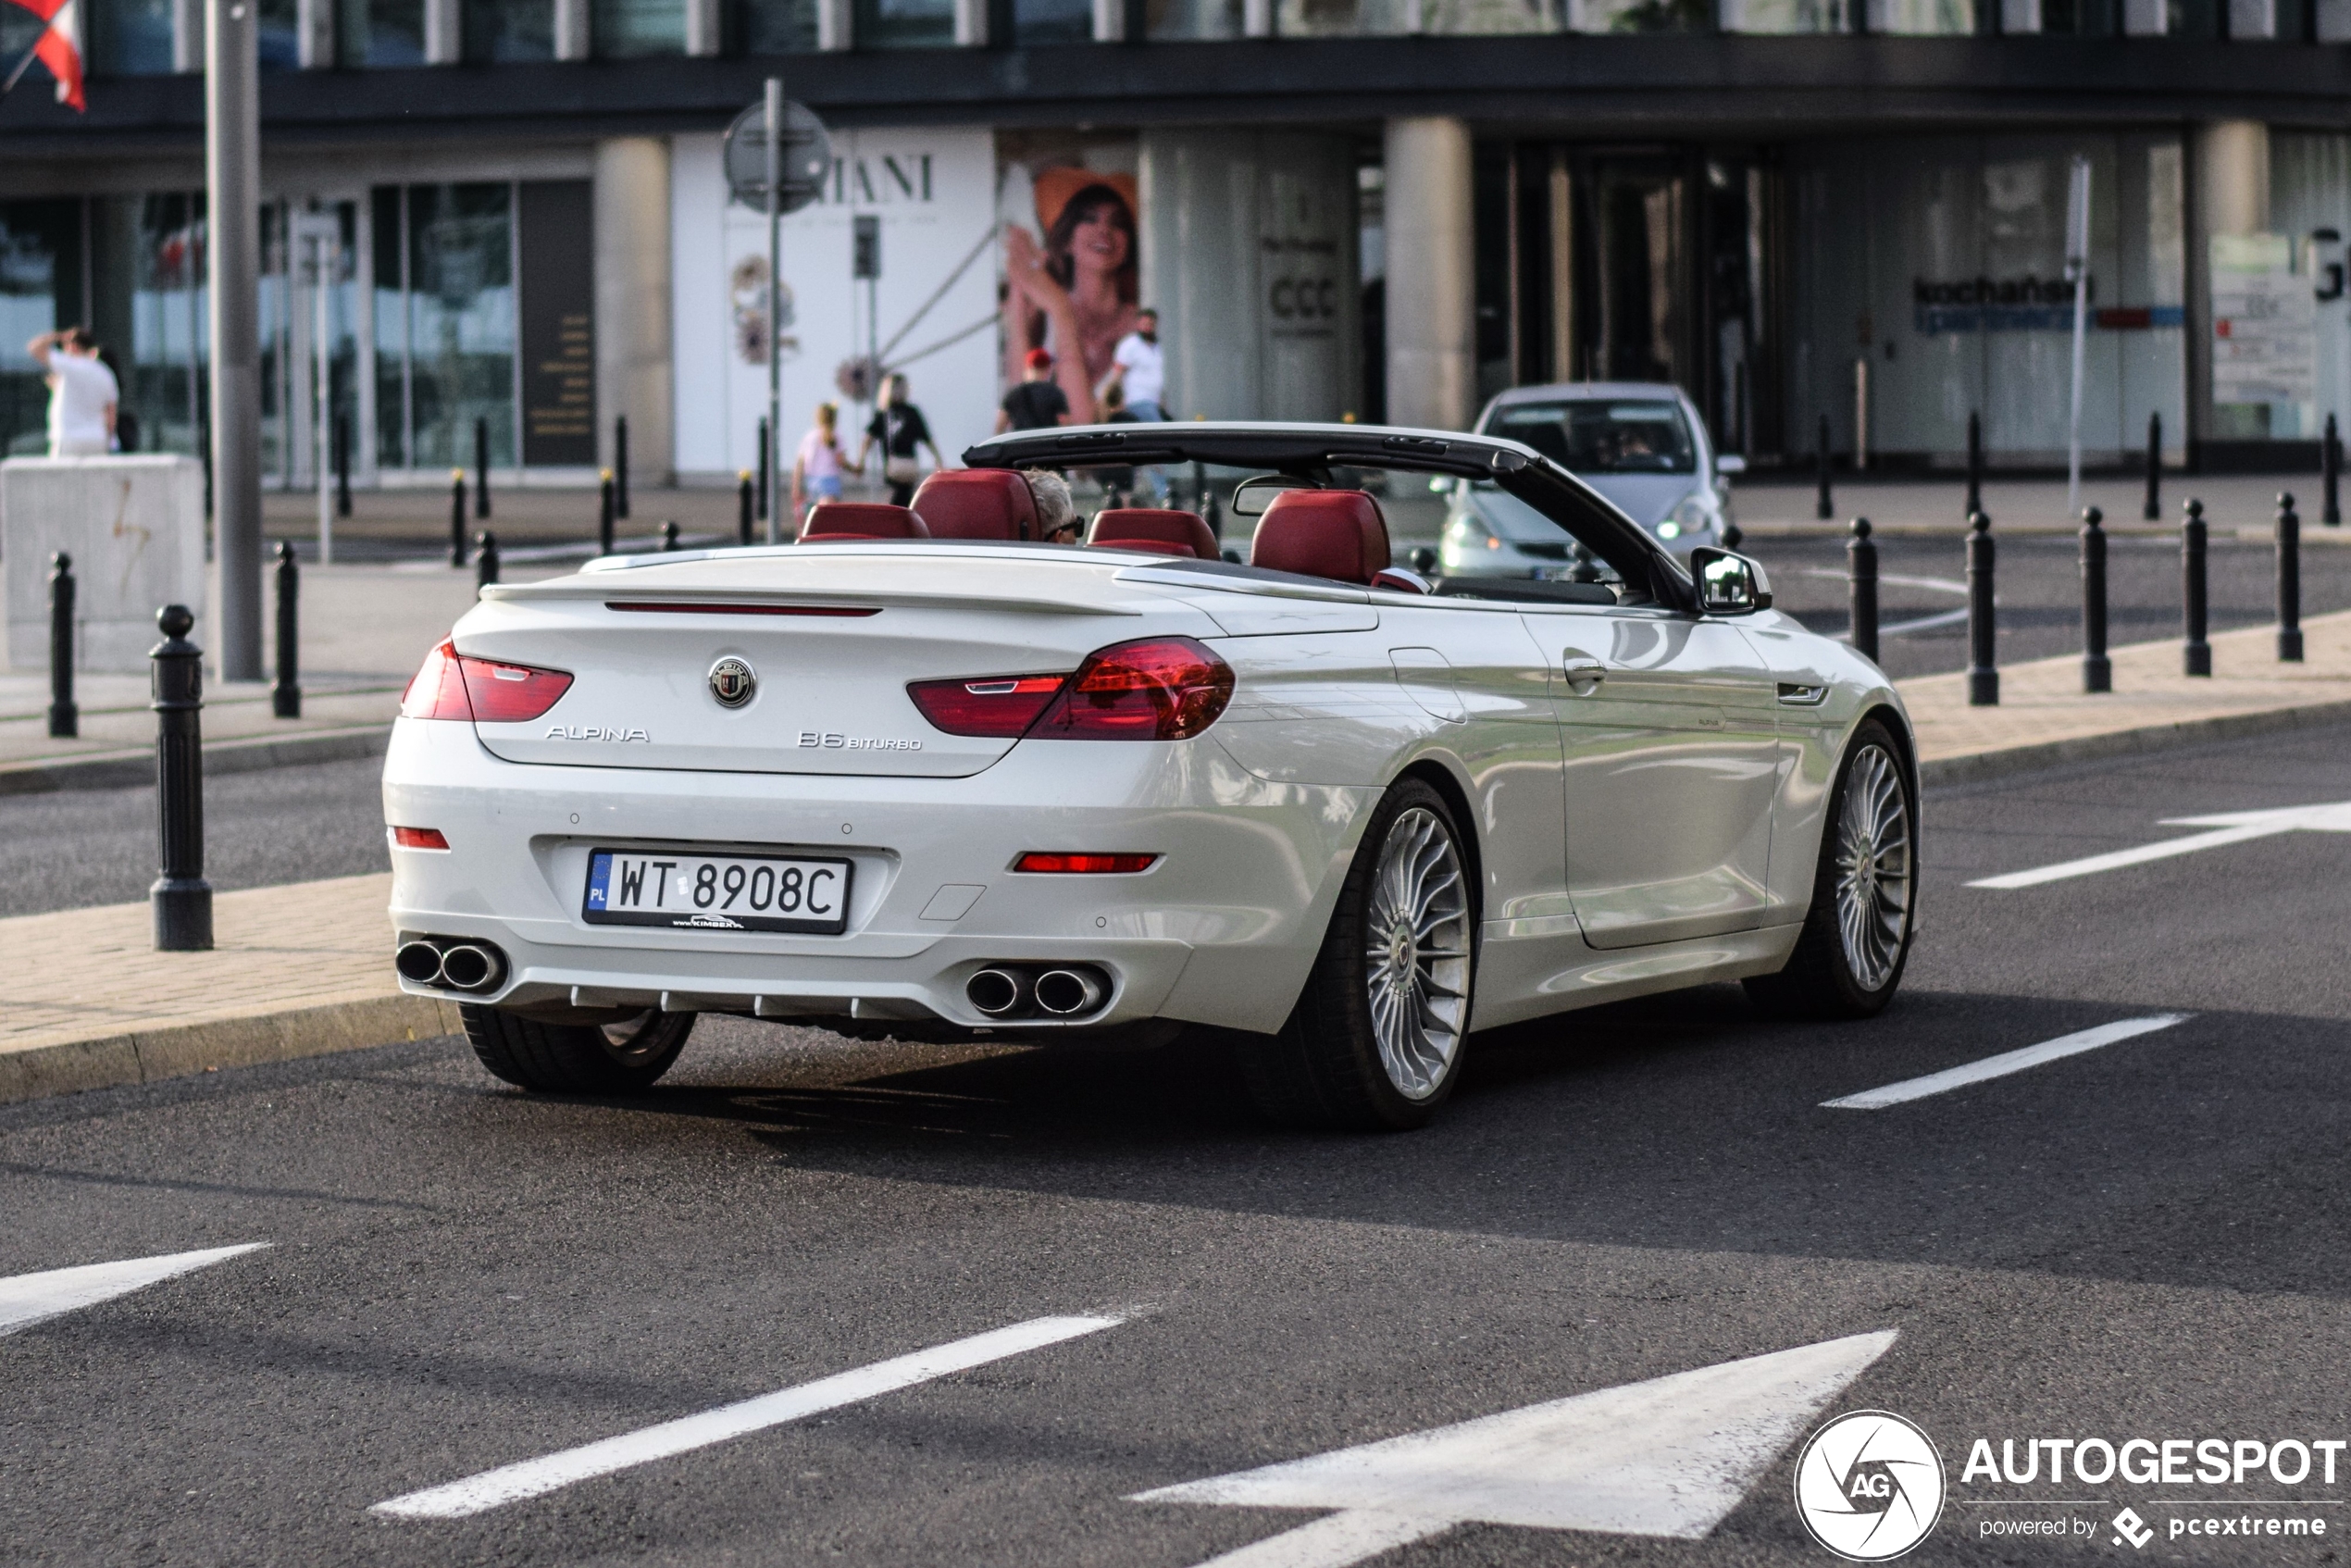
{"left": 1714, "top": 454, "right": 1748, "bottom": 476}
{"left": 1690, "top": 546, "right": 1773, "bottom": 615}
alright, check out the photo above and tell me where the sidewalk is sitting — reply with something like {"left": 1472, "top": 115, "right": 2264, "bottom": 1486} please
{"left": 4, "top": 605, "right": 2347, "bottom": 1109}
{"left": 1735, "top": 470, "right": 2350, "bottom": 541}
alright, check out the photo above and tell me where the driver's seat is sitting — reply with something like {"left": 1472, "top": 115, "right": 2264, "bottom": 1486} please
{"left": 1250, "top": 490, "right": 1390, "bottom": 585}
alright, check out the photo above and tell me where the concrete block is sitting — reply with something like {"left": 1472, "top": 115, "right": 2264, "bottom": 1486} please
{"left": 0, "top": 454, "right": 207, "bottom": 674}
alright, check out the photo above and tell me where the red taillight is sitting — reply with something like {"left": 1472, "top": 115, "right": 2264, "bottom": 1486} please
{"left": 1013, "top": 852, "right": 1159, "bottom": 874}
{"left": 399, "top": 641, "right": 574, "bottom": 724}
{"left": 1033, "top": 637, "right": 1234, "bottom": 740}
{"left": 392, "top": 827, "right": 450, "bottom": 850}
{"left": 906, "top": 673, "right": 1069, "bottom": 738}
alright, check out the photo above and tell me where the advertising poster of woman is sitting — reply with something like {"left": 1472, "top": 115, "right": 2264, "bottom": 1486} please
{"left": 1001, "top": 161, "right": 1141, "bottom": 427}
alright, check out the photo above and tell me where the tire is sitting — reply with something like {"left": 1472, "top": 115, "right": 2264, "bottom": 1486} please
{"left": 1743, "top": 717, "right": 1917, "bottom": 1019}
{"left": 1240, "top": 778, "right": 1476, "bottom": 1131}
{"left": 460, "top": 1004, "right": 696, "bottom": 1093}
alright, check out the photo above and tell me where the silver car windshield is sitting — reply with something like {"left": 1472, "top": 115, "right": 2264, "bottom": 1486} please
{"left": 1486, "top": 400, "right": 1697, "bottom": 476}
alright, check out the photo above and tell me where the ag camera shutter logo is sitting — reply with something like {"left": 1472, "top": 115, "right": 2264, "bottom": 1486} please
{"left": 1794, "top": 1410, "right": 1947, "bottom": 1561}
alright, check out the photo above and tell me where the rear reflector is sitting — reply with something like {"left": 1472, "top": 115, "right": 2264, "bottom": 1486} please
{"left": 1014, "top": 852, "right": 1160, "bottom": 874}
{"left": 400, "top": 641, "right": 575, "bottom": 723}
{"left": 604, "top": 601, "right": 880, "bottom": 617}
{"left": 906, "top": 673, "right": 1070, "bottom": 738}
{"left": 392, "top": 827, "right": 451, "bottom": 850}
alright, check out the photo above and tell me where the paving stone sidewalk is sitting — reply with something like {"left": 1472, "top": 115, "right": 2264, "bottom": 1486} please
{"left": 4, "top": 607, "right": 2347, "bottom": 1108}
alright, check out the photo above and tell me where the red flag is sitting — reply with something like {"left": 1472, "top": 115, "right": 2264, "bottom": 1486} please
{"left": 6, "top": 0, "right": 86, "bottom": 111}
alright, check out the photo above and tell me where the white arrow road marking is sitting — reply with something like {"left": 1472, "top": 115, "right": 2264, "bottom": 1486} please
{"left": 1968, "top": 801, "right": 2351, "bottom": 889}
{"left": 0, "top": 1243, "right": 270, "bottom": 1338}
{"left": 1133, "top": 1329, "right": 1898, "bottom": 1566}
{"left": 1821, "top": 1014, "right": 2190, "bottom": 1110}
{"left": 373, "top": 1313, "right": 1125, "bottom": 1520}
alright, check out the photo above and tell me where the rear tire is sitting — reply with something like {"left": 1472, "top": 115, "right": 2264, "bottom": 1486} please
{"left": 1742, "top": 718, "right": 1916, "bottom": 1019}
{"left": 460, "top": 1004, "right": 695, "bottom": 1093}
{"left": 1240, "top": 778, "right": 1475, "bottom": 1131}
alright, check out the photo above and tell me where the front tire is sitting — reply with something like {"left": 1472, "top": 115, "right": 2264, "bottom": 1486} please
{"left": 460, "top": 1004, "right": 695, "bottom": 1093}
{"left": 1743, "top": 718, "right": 1917, "bottom": 1019}
{"left": 1240, "top": 778, "right": 1475, "bottom": 1130}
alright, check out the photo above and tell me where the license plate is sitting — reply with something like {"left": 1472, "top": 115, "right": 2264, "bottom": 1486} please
{"left": 583, "top": 849, "right": 852, "bottom": 935}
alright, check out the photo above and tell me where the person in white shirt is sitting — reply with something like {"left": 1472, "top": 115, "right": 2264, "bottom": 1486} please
{"left": 26, "top": 328, "right": 119, "bottom": 457}
{"left": 1102, "top": 308, "right": 1164, "bottom": 423}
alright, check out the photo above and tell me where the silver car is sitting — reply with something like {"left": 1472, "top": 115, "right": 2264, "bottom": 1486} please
{"left": 1441, "top": 382, "right": 1744, "bottom": 576}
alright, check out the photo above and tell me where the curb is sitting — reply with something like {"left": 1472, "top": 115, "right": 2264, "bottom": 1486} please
{"left": 0, "top": 724, "right": 391, "bottom": 797}
{"left": 0, "top": 993, "right": 464, "bottom": 1108}
{"left": 1917, "top": 696, "right": 2351, "bottom": 790}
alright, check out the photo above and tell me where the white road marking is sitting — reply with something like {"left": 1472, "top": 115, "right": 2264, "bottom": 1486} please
{"left": 1821, "top": 1015, "right": 2190, "bottom": 1110}
{"left": 0, "top": 1243, "right": 270, "bottom": 1338}
{"left": 1135, "top": 1329, "right": 1897, "bottom": 1566}
{"left": 1968, "top": 801, "right": 2351, "bottom": 890}
{"left": 372, "top": 1313, "right": 1124, "bottom": 1519}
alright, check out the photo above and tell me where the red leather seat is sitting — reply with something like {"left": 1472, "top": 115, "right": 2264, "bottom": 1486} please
{"left": 1250, "top": 490, "right": 1390, "bottom": 584}
{"left": 801, "top": 503, "right": 929, "bottom": 541}
{"left": 910, "top": 469, "right": 1036, "bottom": 542}
{"left": 1088, "top": 508, "right": 1221, "bottom": 560}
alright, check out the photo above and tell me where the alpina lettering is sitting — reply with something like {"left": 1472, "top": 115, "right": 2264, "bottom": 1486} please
{"left": 545, "top": 725, "right": 652, "bottom": 741}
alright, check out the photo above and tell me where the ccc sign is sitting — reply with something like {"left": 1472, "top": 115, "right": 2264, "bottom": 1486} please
{"left": 1270, "top": 276, "right": 1339, "bottom": 321}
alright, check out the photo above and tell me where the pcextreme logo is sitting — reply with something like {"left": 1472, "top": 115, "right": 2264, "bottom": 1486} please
{"left": 1794, "top": 1411, "right": 1948, "bottom": 1562}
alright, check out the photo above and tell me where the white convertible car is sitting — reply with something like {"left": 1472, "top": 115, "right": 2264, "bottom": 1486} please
{"left": 383, "top": 422, "right": 1916, "bottom": 1129}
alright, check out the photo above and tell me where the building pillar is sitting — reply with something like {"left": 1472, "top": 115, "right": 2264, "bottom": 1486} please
{"left": 954, "top": 0, "right": 989, "bottom": 44}
{"left": 554, "top": 0, "right": 591, "bottom": 59}
{"left": 2187, "top": 120, "right": 2271, "bottom": 455}
{"left": 423, "top": 0, "right": 461, "bottom": 61}
{"left": 296, "top": 0, "right": 332, "bottom": 66}
{"left": 818, "top": 0, "right": 852, "bottom": 48}
{"left": 172, "top": 0, "right": 202, "bottom": 70}
{"left": 684, "top": 0, "right": 721, "bottom": 51}
{"left": 595, "top": 139, "right": 676, "bottom": 487}
{"left": 1383, "top": 117, "right": 1475, "bottom": 431}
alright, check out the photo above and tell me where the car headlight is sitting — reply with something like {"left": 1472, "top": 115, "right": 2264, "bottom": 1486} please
{"left": 1663, "top": 494, "right": 1712, "bottom": 541}
{"left": 1449, "top": 511, "right": 1505, "bottom": 553}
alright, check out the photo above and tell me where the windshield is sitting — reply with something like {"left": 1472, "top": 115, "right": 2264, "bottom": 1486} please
{"left": 1486, "top": 400, "right": 1697, "bottom": 475}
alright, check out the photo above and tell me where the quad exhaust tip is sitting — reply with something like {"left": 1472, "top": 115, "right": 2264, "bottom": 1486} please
{"left": 964, "top": 964, "right": 1110, "bottom": 1021}
{"left": 965, "top": 967, "right": 1030, "bottom": 1018}
{"left": 1034, "top": 967, "right": 1108, "bottom": 1017}
{"left": 396, "top": 938, "right": 508, "bottom": 993}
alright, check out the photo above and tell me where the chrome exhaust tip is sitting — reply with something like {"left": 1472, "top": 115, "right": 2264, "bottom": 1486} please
{"left": 966, "top": 967, "right": 1030, "bottom": 1018}
{"left": 1033, "top": 967, "right": 1108, "bottom": 1017}
{"left": 395, "top": 940, "right": 447, "bottom": 986}
{"left": 437, "top": 943, "right": 505, "bottom": 992}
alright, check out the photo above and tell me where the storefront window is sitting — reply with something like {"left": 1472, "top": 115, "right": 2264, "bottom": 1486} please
{"left": 594, "top": 0, "right": 687, "bottom": 53}
{"left": 737, "top": 0, "right": 818, "bottom": 50}
{"left": 88, "top": 193, "right": 210, "bottom": 459}
{"left": 1569, "top": 0, "right": 1701, "bottom": 27}
{"left": 403, "top": 183, "right": 516, "bottom": 470}
{"left": 255, "top": 0, "right": 302, "bottom": 65}
{"left": 1278, "top": 0, "right": 1414, "bottom": 33}
{"left": 0, "top": 200, "right": 81, "bottom": 458}
{"left": 87, "top": 0, "right": 177, "bottom": 75}
{"left": 338, "top": 0, "right": 429, "bottom": 65}
{"left": 853, "top": 0, "right": 955, "bottom": 44}
{"left": 1869, "top": 0, "right": 1973, "bottom": 30}
{"left": 1146, "top": 0, "right": 1243, "bottom": 33}
{"left": 2027, "top": 0, "right": 2119, "bottom": 31}
{"left": 1718, "top": 0, "right": 1849, "bottom": 29}
{"left": 1014, "top": 0, "right": 1095, "bottom": 43}
{"left": 467, "top": 0, "right": 558, "bottom": 58}
{"left": 1424, "top": 0, "right": 1559, "bottom": 30}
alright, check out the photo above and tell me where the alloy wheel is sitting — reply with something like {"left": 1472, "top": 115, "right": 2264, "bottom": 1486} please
{"left": 1362, "top": 806, "right": 1472, "bottom": 1100}
{"left": 1834, "top": 745, "right": 1912, "bottom": 990}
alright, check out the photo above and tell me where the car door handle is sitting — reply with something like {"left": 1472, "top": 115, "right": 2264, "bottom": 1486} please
{"left": 1561, "top": 653, "right": 1606, "bottom": 694}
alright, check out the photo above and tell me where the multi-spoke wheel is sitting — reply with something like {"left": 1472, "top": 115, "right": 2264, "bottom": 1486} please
{"left": 1745, "top": 718, "right": 1917, "bottom": 1019}
{"left": 1239, "top": 778, "right": 1478, "bottom": 1130}
{"left": 461, "top": 1003, "right": 696, "bottom": 1092}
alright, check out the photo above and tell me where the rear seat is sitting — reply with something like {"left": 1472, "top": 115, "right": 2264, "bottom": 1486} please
{"left": 910, "top": 470, "right": 1037, "bottom": 541}
{"left": 1249, "top": 490, "right": 1390, "bottom": 585}
{"left": 1088, "top": 508, "right": 1221, "bottom": 559}
{"left": 801, "top": 503, "right": 929, "bottom": 541}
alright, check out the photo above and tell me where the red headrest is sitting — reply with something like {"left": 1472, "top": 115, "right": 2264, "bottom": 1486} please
{"left": 1088, "top": 508, "right": 1221, "bottom": 561}
{"left": 910, "top": 469, "right": 1036, "bottom": 542}
{"left": 801, "top": 503, "right": 929, "bottom": 541}
{"left": 1250, "top": 490, "right": 1390, "bottom": 585}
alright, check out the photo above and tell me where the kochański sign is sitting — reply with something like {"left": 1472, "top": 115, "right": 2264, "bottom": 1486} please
{"left": 2211, "top": 232, "right": 2316, "bottom": 410}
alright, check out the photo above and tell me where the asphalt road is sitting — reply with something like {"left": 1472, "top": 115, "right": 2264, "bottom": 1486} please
{"left": 4, "top": 731, "right": 2350, "bottom": 1564}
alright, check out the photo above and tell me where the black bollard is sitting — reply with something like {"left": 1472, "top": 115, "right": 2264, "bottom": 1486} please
{"left": 1815, "top": 414, "right": 1834, "bottom": 521}
{"left": 756, "top": 419, "right": 771, "bottom": 522}
{"left": 2326, "top": 414, "right": 2341, "bottom": 527}
{"left": 1965, "top": 411, "right": 1983, "bottom": 519}
{"left": 738, "top": 469, "right": 755, "bottom": 546}
{"left": 474, "top": 417, "right": 491, "bottom": 519}
{"left": 661, "top": 520, "right": 680, "bottom": 552}
{"left": 598, "top": 469, "right": 616, "bottom": 556}
{"left": 1847, "top": 517, "right": 1878, "bottom": 663}
{"left": 2080, "top": 505, "right": 2109, "bottom": 694}
{"left": 1966, "top": 510, "right": 1997, "bottom": 706}
{"left": 150, "top": 604, "right": 212, "bottom": 952}
{"left": 2143, "top": 411, "right": 2162, "bottom": 521}
{"left": 272, "top": 541, "right": 301, "bottom": 719}
{"left": 334, "top": 413, "right": 352, "bottom": 519}
{"left": 1721, "top": 521, "right": 1743, "bottom": 551}
{"left": 47, "top": 552, "right": 77, "bottom": 739}
{"left": 449, "top": 469, "right": 467, "bottom": 567}
{"left": 615, "top": 416, "right": 631, "bottom": 519}
{"left": 2183, "top": 498, "right": 2210, "bottom": 677}
{"left": 2278, "top": 491, "right": 2304, "bottom": 663}
{"left": 476, "top": 529, "right": 500, "bottom": 590}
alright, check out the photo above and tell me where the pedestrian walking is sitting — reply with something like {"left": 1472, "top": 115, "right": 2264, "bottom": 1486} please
{"left": 998, "top": 348, "right": 1072, "bottom": 434}
{"left": 1102, "top": 307, "right": 1166, "bottom": 423}
{"left": 855, "top": 374, "right": 944, "bottom": 506}
{"left": 25, "top": 328, "right": 118, "bottom": 456}
{"left": 790, "top": 402, "right": 857, "bottom": 529}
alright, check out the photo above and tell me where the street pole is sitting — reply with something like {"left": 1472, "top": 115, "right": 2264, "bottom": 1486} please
{"left": 208, "top": 0, "right": 264, "bottom": 680}
{"left": 312, "top": 227, "right": 333, "bottom": 566}
{"left": 765, "top": 75, "right": 784, "bottom": 546}
{"left": 2063, "top": 155, "right": 2091, "bottom": 520}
